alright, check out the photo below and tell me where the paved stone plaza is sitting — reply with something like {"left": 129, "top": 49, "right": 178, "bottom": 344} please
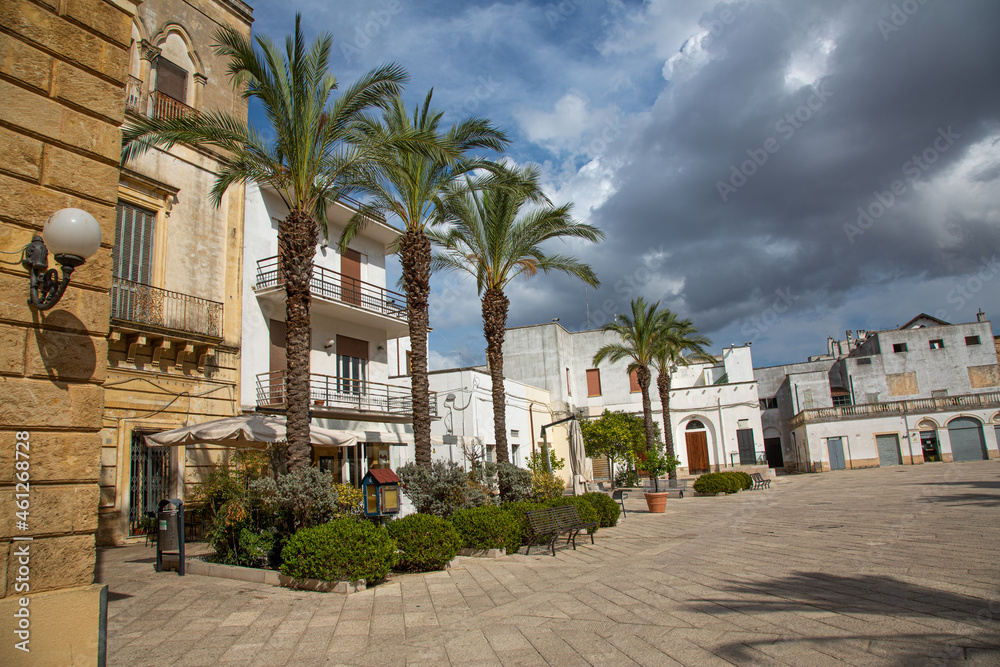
{"left": 98, "top": 461, "right": 1000, "bottom": 666}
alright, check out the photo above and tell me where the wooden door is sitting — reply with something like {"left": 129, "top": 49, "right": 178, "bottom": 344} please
{"left": 342, "top": 249, "right": 362, "bottom": 306}
{"left": 685, "top": 431, "right": 710, "bottom": 474}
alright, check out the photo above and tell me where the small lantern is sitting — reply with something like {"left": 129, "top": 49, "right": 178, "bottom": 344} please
{"left": 361, "top": 468, "right": 401, "bottom": 517}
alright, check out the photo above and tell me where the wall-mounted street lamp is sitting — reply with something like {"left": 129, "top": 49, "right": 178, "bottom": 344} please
{"left": 21, "top": 208, "right": 102, "bottom": 310}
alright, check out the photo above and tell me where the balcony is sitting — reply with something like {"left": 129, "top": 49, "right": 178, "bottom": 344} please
{"left": 111, "top": 276, "right": 223, "bottom": 341}
{"left": 255, "top": 256, "right": 409, "bottom": 337}
{"left": 151, "top": 90, "right": 194, "bottom": 120}
{"left": 788, "top": 390, "right": 1000, "bottom": 429}
{"left": 256, "top": 371, "right": 435, "bottom": 422}
{"left": 125, "top": 75, "right": 142, "bottom": 114}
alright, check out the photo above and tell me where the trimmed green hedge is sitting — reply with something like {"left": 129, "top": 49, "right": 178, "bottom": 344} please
{"left": 578, "top": 492, "right": 621, "bottom": 527}
{"left": 450, "top": 505, "right": 520, "bottom": 554}
{"left": 694, "top": 472, "right": 751, "bottom": 496}
{"left": 280, "top": 518, "right": 397, "bottom": 584}
{"left": 387, "top": 513, "right": 462, "bottom": 572}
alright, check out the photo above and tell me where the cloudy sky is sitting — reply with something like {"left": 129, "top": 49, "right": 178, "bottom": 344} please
{"left": 251, "top": 0, "right": 1000, "bottom": 368}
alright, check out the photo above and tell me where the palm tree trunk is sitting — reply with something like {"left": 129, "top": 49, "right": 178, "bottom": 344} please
{"left": 636, "top": 365, "right": 655, "bottom": 452}
{"left": 400, "top": 229, "right": 432, "bottom": 467}
{"left": 657, "top": 370, "right": 676, "bottom": 480}
{"left": 482, "top": 288, "right": 510, "bottom": 466}
{"left": 280, "top": 209, "right": 317, "bottom": 472}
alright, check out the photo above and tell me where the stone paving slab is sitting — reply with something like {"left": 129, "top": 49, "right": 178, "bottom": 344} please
{"left": 99, "top": 460, "right": 1000, "bottom": 665}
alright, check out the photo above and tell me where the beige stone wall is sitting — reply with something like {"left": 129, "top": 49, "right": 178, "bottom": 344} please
{"left": 0, "top": 0, "right": 136, "bottom": 604}
{"left": 98, "top": 0, "right": 253, "bottom": 544}
{"left": 886, "top": 371, "right": 919, "bottom": 397}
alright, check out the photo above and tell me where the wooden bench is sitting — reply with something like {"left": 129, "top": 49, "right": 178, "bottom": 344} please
{"left": 525, "top": 505, "right": 598, "bottom": 556}
{"left": 751, "top": 472, "right": 771, "bottom": 490}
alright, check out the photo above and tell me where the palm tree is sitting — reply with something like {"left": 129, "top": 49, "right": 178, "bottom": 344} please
{"left": 122, "top": 16, "right": 425, "bottom": 471}
{"left": 592, "top": 298, "right": 662, "bottom": 453}
{"left": 650, "top": 311, "right": 713, "bottom": 480}
{"left": 431, "top": 164, "right": 604, "bottom": 470}
{"left": 339, "top": 91, "right": 509, "bottom": 467}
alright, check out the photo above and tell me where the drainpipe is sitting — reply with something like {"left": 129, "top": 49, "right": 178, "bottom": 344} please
{"left": 714, "top": 396, "right": 724, "bottom": 472}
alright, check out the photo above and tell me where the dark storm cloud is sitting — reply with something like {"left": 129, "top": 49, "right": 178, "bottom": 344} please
{"left": 569, "top": 0, "right": 1000, "bottom": 336}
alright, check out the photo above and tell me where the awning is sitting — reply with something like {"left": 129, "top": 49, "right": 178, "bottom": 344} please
{"left": 145, "top": 413, "right": 357, "bottom": 449}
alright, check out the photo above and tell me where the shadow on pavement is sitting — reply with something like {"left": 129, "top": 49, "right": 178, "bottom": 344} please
{"left": 688, "top": 571, "right": 1000, "bottom": 663}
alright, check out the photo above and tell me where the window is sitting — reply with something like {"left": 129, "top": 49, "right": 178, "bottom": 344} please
{"left": 866, "top": 392, "right": 880, "bottom": 404}
{"left": 586, "top": 369, "right": 602, "bottom": 396}
{"left": 405, "top": 351, "right": 411, "bottom": 376}
{"left": 931, "top": 389, "right": 948, "bottom": 398}
{"left": 759, "top": 397, "right": 778, "bottom": 410}
{"left": 336, "top": 335, "right": 368, "bottom": 394}
{"left": 929, "top": 339, "right": 944, "bottom": 350}
{"left": 857, "top": 358, "right": 872, "bottom": 365}
{"left": 686, "top": 420, "right": 705, "bottom": 430}
{"left": 832, "top": 393, "right": 852, "bottom": 407}
{"left": 486, "top": 445, "right": 495, "bottom": 463}
{"left": 156, "top": 57, "right": 188, "bottom": 102}
{"left": 113, "top": 201, "right": 156, "bottom": 283}
{"left": 629, "top": 369, "right": 641, "bottom": 393}
{"left": 566, "top": 368, "right": 571, "bottom": 396}
{"left": 892, "top": 343, "right": 908, "bottom": 353}
{"left": 510, "top": 429, "right": 519, "bottom": 438}
{"left": 966, "top": 335, "right": 981, "bottom": 346}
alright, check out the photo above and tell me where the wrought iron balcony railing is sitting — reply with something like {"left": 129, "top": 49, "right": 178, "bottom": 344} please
{"left": 256, "top": 370, "right": 434, "bottom": 417}
{"left": 125, "top": 75, "right": 142, "bottom": 114}
{"left": 111, "top": 276, "right": 223, "bottom": 339}
{"left": 255, "top": 256, "right": 406, "bottom": 321}
{"left": 788, "top": 390, "right": 1000, "bottom": 429}
{"left": 151, "top": 90, "right": 194, "bottom": 120}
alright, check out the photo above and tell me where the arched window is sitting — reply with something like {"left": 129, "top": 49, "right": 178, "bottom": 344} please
{"left": 686, "top": 420, "right": 705, "bottom": 430}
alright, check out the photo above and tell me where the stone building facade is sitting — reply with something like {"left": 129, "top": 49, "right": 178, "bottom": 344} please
{"left": 98, "top": 0, "right": 253, "bottom": 545}
{"left": 502, "top": 322, "right": 765, "bottom": 479}
{"left": 755, "top": 314, "right": 1000, "bottom": 472}
{"left": 0, "top": 0, "right": 140, "bottom": 662}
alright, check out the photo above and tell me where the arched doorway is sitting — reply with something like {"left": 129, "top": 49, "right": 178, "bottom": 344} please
{"left": 685, "top": 420, "right": 710, "bottom": 474}
{"left": 917, "top": 419, "right": 940, "bottom": 462}
{"left": 948, "top": 417, "right": 987, "bottom": 462}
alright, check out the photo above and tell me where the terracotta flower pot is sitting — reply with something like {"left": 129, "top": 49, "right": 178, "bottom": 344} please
{"left": 644, "top": 491, "right": 668, "bottom": 513}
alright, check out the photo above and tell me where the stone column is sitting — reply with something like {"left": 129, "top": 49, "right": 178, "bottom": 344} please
{"left": 0, "top": 0, "right": 139, "bottom": 663}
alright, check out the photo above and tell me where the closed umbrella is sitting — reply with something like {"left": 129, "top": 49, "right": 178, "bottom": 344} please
{"left": 145, "top": 413, "right": 357, "bottom": 449}
{"left": 568, "top": 419, "right": 592, "bottom": 495}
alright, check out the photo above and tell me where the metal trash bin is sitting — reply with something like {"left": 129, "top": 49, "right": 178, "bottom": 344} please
{"left": 155, "top": 498, "right": 185, "bottom": 576}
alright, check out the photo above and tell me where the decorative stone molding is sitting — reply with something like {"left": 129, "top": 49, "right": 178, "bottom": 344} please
{"left": 140, "top": 39, "right": 161, "bottom": 62}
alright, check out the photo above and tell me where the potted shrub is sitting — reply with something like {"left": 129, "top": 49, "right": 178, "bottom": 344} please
{"left": 635, "top": 448, "right": 678, "bottom": 513}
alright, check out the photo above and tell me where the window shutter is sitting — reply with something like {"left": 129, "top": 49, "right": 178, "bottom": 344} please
{"left": 629, "top": 369, "right": 641, "bottom": 393}
{"left": 114, "top": 201, "right": 155, "bottom": 283}
{"left": 586, "top": 369, "right": 602, "bottom": 396}
{"left": 156, "top": 58, "right": 188, "bottom": 102}
{"left": 336, "top": 335, "right": 369, "bottom": 360}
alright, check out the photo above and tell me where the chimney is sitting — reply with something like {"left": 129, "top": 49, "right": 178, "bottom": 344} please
{"left": 977, "top": 308, "right": 986, "bottom": 322}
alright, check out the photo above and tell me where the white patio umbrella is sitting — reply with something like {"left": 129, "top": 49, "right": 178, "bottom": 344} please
{"left": 144, "top": 413, "right": 357, "bottom": 449}
{"left": 567, "top": 419, "right": 593, "bottom": 495}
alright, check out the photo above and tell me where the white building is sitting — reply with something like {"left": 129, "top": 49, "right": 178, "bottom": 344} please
{"left": 755, "top": 313, "right": 1000, "bottom": 472}
{"left": 386, "top": 343, "right": 576, "bottom": 488}
{"left": 241, "top": 183, "right": 423, "bottom": 485}
{"left": 502, "top": 322, "right": 766, "bottom": 478}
